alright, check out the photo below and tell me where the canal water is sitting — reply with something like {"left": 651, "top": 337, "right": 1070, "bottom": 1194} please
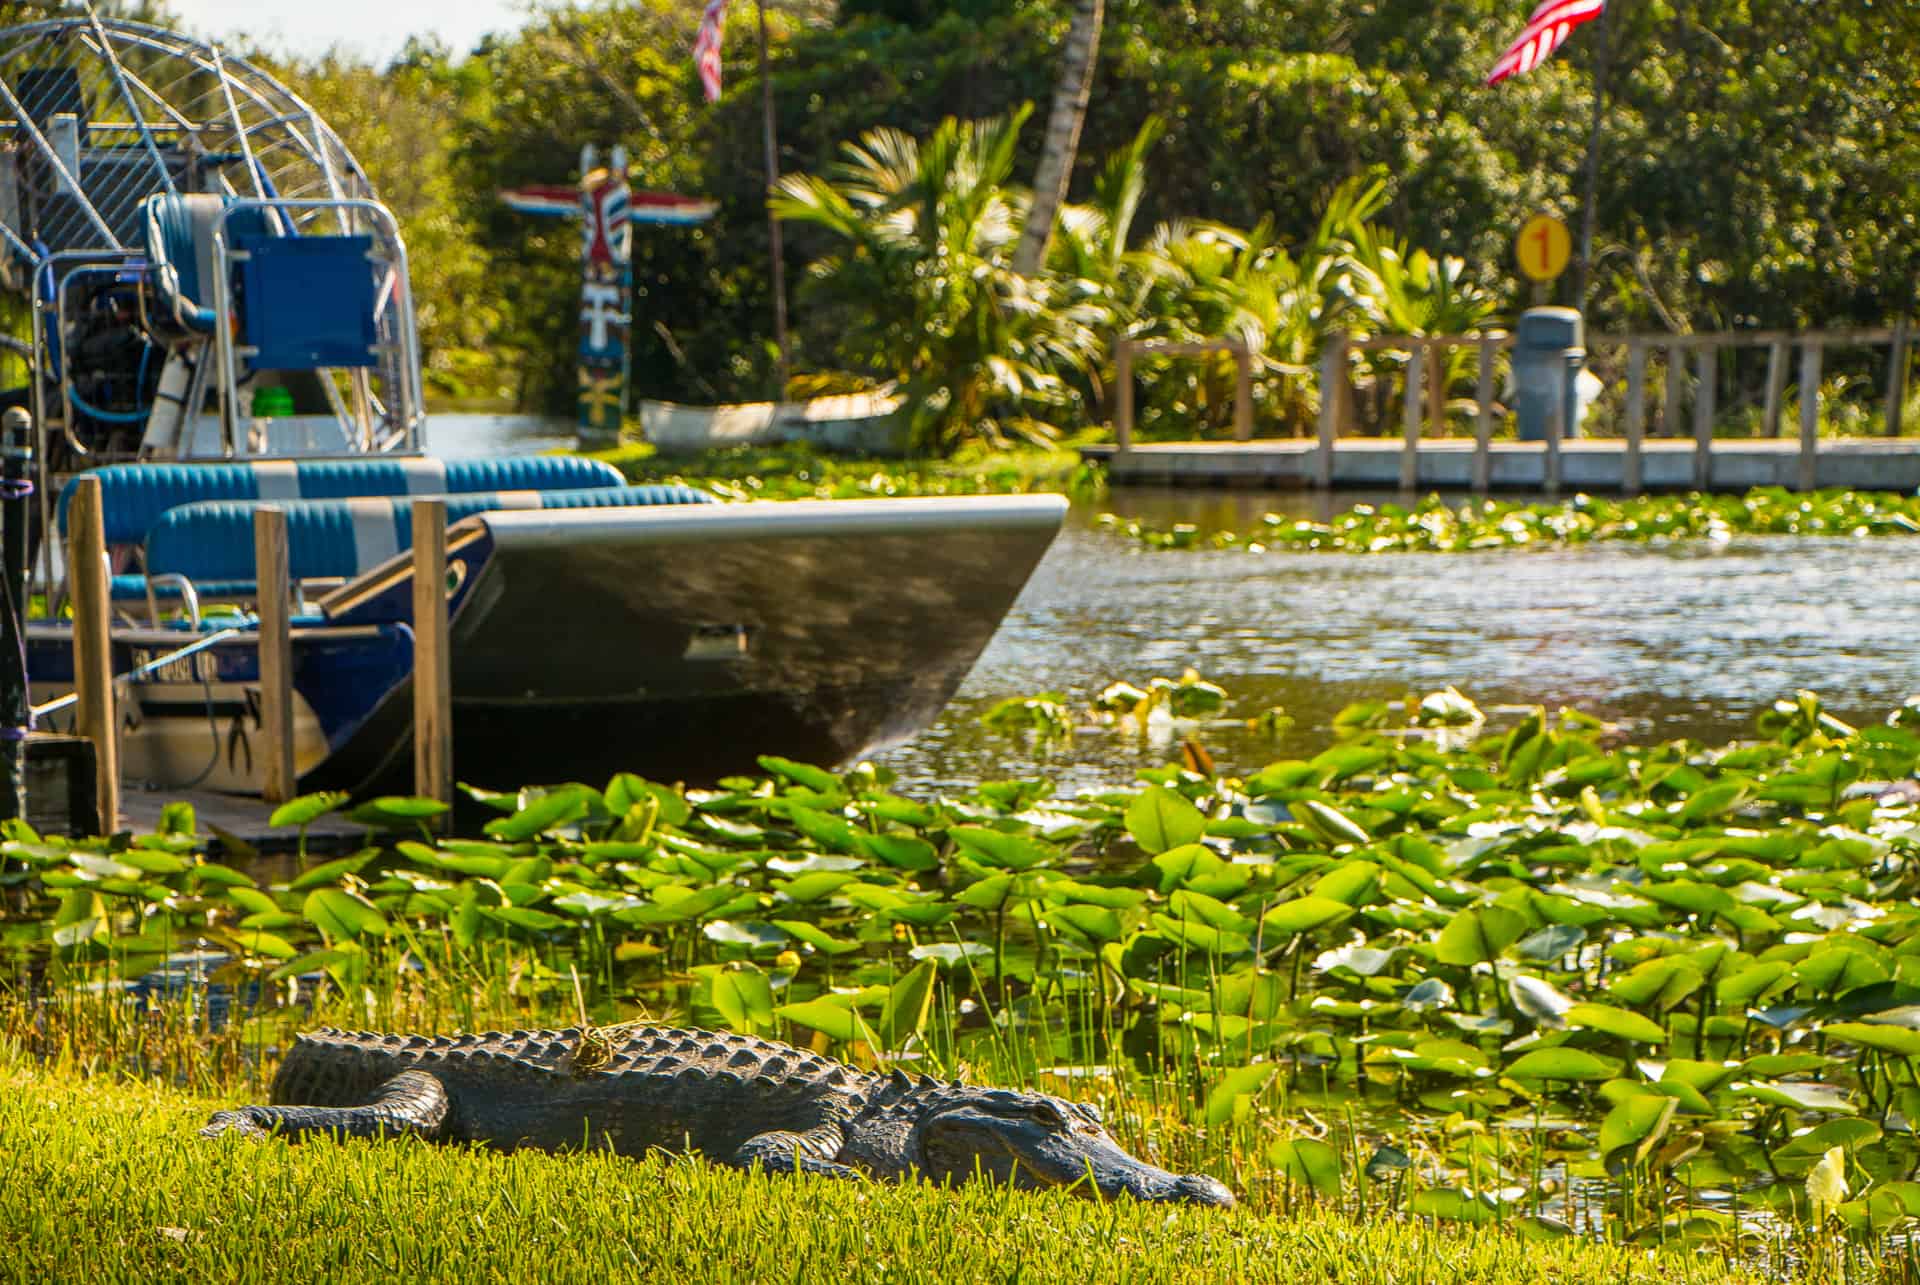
{"left": 874, "top": 488, "right": 1920, "bottom": 794}
{"left": 428, "top": 415, "right": 1920, "bottom": 794}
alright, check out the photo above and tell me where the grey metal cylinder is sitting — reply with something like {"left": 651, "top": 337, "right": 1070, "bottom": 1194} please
{"left": 1514, "top": 307, "right": 1585, "bottom": 442}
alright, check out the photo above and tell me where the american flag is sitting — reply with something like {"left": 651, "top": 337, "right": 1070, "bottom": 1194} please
{"left": 1486, "top": 0, "right": 1604, "bottom": 85}
{"left": 694, "top": 0, "right": 730, "bottom": 102}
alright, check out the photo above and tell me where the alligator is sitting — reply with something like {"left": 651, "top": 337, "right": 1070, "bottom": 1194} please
{"left": 201, "top": 1025, "right": 1234, "bottom": 1206}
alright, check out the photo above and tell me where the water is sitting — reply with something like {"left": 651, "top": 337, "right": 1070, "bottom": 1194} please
{"left": 873, "top": 487, "right": 1920, "bottom": 794}
{"left": 425, "top": 415, "right": 1920, "bottom": 796}
{"left": 425, "top": 412, "right": 577, "bottom": 460}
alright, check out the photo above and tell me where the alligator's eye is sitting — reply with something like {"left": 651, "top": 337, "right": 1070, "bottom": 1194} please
{"left": 1077, "top": 1102, "right": 1104, "bottom": 1126}
{"left": 1029, "top": 1101, "right": 1067, "bottom": 1128}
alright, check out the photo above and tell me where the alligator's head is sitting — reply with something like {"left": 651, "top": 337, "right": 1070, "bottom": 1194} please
{"left": 906, "top": 1085, "right": 1234, "bottom": 1207}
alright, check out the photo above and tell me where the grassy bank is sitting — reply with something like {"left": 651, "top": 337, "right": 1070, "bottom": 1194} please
{"left": 0, "top": 1056, "right": 1760, "bottom": 1285}
{"left": 1099, "top": 488, "right": 1920, "bottom": 551}
{"left": 581, "top": 440, "right": 1104, "bottom": 502}
{"left": 11, "top": 689, "right": 1920, "bottom": 1271}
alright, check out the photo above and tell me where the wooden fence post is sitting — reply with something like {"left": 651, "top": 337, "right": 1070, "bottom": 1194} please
{"left": 1799, "top": 340, "right": 1823, "bottom": 492}
{"left": 1114, "top": 341, "right": 1134, "bottom": 452}
{"left": 1693, "top": 344, "right": 1716, "bottom": 490}
{"left": 1543, "top": 365, "right": 1563, "bottom": 497}
{"left": 1473, "top": 334, "right": 1495, "bottom": 494}
{"left": 1232, "top": 343, "right": 1252, "bottom": 442}
{"left": 253, "top": 507, "right": 295, "bottom": 803}
{"left": 1887, "top": 319, "right": 1910, "bottom": 438}
{"left": 412, "top": 499, "right": 452, "bottom": 818}
{"left": 1400, "top": 341, "right": 1423, "bottom": 491}
{"left": 1426, "top": 342, "right": 1445, "bottom": 439}
{"left": 1663, "top": 343, "right": 1685, "bottom": 438}
{"left": 1763, "top": 340, "right": 1789, "bottom": 438}
{"left": 68, "top": 475, "right": 116, "bottom": 834}
{"left": 1623, "top": 340, "right": 1646, "bottom": 497}
{"left": 1316, "top": 337, "right": 1344, "bottom": 490}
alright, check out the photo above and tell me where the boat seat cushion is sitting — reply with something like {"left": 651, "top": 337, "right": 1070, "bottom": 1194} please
{"left": 142, "top": 484, "right": 714, "bottom": 585}
{"left": 58, "top": 455, "right": 627, "bottom": 544}
{"left": 143, "top": 192, "right": 274, "bottom": 335}
{"left": 109, "top": 574, "right": 254, "bottom": 602}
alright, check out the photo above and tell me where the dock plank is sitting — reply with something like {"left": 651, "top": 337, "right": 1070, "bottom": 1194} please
{"left": 118, "top": 787, "right": 365, "bottom": 852}
{"left": 1085, "top": 438, "right": 1920, "bottom": 492}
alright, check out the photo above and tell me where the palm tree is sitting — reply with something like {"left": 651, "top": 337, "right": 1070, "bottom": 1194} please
{"left": 771, "top": 109, "right": 1101, "bottom": 453}
{"left": 1010, "top": 0, "right": 1103, "bottom": 277}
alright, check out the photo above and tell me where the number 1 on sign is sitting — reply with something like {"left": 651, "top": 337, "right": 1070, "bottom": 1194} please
{"left": 1516, "top": 213, "right": 1571, "bottom": 283}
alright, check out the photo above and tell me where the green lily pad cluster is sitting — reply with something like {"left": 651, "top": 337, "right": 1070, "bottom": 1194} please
{"left": 1097, "top": 488, "right": 1920, "bottom": 552}
{"left": 588, "top": 443, "right": 1105, "bottom": 505}
{"left": 8, "top": 689, "right": 1920, "bottom": 1249}
{"left": 980, "top": 668, "right": 1260, "bottom": 745}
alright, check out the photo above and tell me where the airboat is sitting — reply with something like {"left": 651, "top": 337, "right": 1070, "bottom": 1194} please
{"left": 0, "top": 14, "right": 1063, "bottom": 799}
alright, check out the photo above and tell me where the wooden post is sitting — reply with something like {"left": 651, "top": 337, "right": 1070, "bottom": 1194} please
{"left": 1473, "top": 334, "right": 1495, "bottom": 494}
{"left": 1623, "top": 340, "right": 1646, "bottom": 496}
{"left": 1887, "top": 318, "right": 1910, "bottom": 438}
{"left": 67, "top": 476, "right": 116, "bottom": 833}
{"left": 1315, "top": 336, "right": 1344, "bottom": 489}
{"left": 1231, "top": 343, "right": 1252, "bottom": 441}
{"left": 1762, "top": 340, "right": 1789, "bottom": 438}
{"left": 253, "top": 507, "right": 295, "bottom": 804}
{"left": 1114, "top": 340, "right": 1134, "bottom": 452}
{"left": 1663, "top": 343, "right": 1685, "bottom": 438}
{"left": 1798, "top": 340, "right": 1823, "bottom": 492}
{"left": 412, "top": 499, "right": 452, "bottom": 816}
{"left": 1693, "top": 344, "right": 1716, "bottom": 490}
{"left": 1543, "top": 365, "right": 1563, "bottom": 496}
{"left": 1400, "top": 342, "right": 1423, "bottom": 491}
{"left": 1426, "top": 342, "right": 1445, "bottom": 440}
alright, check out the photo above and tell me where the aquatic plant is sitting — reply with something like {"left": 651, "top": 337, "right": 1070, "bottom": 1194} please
{"left": 589, "top": 442, "right": 1106, "bottom": 504}
{"left": 981, "top": 669, "right": 1286, "bottom": 748}
{"left": 10, "top": 689, "right": 1920, "bottom": 1260}
{"left": 1098, "top": 488, "right": 1920, "bottom": 552}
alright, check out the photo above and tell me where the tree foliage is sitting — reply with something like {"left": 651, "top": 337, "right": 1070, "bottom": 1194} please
{"left": 249, "top": 0, "right": 1913, "bottom": 437}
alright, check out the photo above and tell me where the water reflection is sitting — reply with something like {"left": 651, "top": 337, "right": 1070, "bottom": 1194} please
{"left": 426, "top": 412, "right": 576, "bottom": 460}
{"left": 416, "top": 425, "right": 1918, "bottom": 797}
{"left": 877, "top": 487, "right": 1920, "bottom": 794}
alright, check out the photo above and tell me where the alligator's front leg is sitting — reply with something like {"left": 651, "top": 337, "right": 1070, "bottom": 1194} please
{"left": 731, "top": 1126, "right": 861, "bottom": 1179}
{"left": 202, "top": 1071, "right": 449, "bottom": 1142}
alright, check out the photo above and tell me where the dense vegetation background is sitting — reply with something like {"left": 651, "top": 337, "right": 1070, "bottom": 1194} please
{"left": 38, "top": 1, "right": 1920, "bottom": 428}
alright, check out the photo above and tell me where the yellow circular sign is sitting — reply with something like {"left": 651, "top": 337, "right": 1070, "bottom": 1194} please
{"left": 1516, "top": 213, "right": 1572, "bottom": 283}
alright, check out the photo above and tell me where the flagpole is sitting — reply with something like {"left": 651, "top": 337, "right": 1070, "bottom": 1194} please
{"left": 755, "top": 0, "right": 791, "bottom": 397}
{"left": 1573, "top": 0, "right": 1613, "bottom": 309}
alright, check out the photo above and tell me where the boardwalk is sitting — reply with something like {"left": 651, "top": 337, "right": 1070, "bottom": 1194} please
{"left": 120, "top": 787, "right": 364, "bottom": 852}
{"left": 1086, "top": 437, "right": 1920, "bottom": 492}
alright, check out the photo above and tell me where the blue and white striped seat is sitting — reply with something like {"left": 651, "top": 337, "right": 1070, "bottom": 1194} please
{"left": 58, "top": 455, "right": 628, "bottom": 546}
{"left": 137, "top": 484, "right": 714, "bottom": 593}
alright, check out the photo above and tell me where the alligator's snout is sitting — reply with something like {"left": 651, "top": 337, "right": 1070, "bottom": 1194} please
{"left": 913, "top": 1090, "right": 1237, "bottom": 1208}
{"left": 1097, "top": 1160, "right": 1237, "bottom": 1207}
{"left": 1170, "top": 1173, "right": 1236, "bottom": 1207}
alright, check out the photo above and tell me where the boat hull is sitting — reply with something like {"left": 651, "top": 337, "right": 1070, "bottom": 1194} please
{"left": 36, "top": 496, "right": 1067, "bottom": 798}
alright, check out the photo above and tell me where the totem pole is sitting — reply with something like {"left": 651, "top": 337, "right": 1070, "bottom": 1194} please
{"left": 575, "top": 145, "right": 631, "bottom": 435}
{"left": 500, "top": 153, "right": 716, "bottom": 436}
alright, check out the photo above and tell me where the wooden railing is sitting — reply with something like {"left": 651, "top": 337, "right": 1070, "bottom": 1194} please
{"left": 1312, "top": 325, "right": 1912, "bottom": 494}
{"left": 1113, "top": 338, "right": 1252, "bottom": 449}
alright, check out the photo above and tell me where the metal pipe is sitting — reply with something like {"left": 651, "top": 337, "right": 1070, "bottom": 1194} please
{"left": 32, "top": 627, "right": 245, "bottom": 720}
{"left": 0, "top": 408, "right": 32, "bottom": 821}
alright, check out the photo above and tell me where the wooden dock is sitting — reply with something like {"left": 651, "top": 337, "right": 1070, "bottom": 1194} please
{"left": 119, "top": 786, "right": 365, "bottom": 852}
{"left": 1085, "top": 437, "right": 1920, "bottom": 492}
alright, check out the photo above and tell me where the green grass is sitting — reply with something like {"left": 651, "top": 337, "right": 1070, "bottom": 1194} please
{"left": 579, "top": 439, "right": 1104, "bottom": 502}
{"left": 0, "top": 1055, "right": 1765, "bottom": 1285}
